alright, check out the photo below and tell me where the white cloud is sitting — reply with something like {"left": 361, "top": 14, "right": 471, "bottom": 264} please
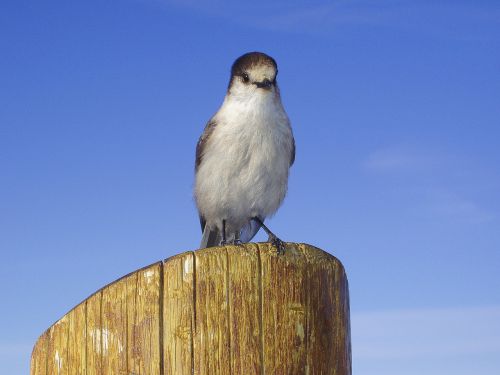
{"left": 424, "top": 189, "right": 495, "bottom": 224}
{"left": 148, "top": 0, "right": 500, "bottom": 39}
{"left": 363, "top": 147, "right": 441, "bottom": 172}
{"left": 362, "top": 146, "right": 497, "bottom": 224}
{"left": 352, "top": 306, "right": 500, "bottom": 360}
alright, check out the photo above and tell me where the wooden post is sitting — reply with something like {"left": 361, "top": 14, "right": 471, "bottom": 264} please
{"left": 30, "top": 243, "right": 351, "bottom": 374}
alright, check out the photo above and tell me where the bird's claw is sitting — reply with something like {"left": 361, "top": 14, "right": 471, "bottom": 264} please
{"left": 269, "top": 235, "right": 285, "bottom": 255}
{"left": 220, "top": 239, "right": 242, "bottom": 246}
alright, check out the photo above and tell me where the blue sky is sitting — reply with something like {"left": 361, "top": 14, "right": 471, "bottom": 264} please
{"left": 1, "top": 0, "right": 499, "bottom": 373}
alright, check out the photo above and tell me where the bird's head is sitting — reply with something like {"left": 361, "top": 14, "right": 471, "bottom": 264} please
{"left": 228, "top": 52, "right": 279, "bottom": 97}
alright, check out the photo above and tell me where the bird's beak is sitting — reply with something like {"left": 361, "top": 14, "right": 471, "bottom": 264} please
{"left": 254, "top": 79, "right": 273, "bottom": 89}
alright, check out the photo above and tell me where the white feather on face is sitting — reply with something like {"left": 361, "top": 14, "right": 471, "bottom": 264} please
{"left": 195, "top": 52, "right": 294, "bottom": 242}
{"left": 233, "top": 63, "right": 276, "bottom": 89}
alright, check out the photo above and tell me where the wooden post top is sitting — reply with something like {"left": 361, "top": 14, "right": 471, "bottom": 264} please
{"left": 31, "top": 242, "right": 351, "bottom": 375}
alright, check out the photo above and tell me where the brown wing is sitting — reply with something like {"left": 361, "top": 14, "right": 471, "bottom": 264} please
{"left": 195, "top": 119, "right": 217, "bottom": 172}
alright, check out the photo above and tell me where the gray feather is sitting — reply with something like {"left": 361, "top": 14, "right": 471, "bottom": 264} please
{"left": 200, "top": 226, "right": 221, "bottom": 248}
{"left": 240, "top": 217, "right": 263, "bottom": 243}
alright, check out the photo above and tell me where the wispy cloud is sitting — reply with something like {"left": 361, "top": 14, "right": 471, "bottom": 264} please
{"left": 261, "top": 1, "right": 500, "bottom": 39}
{"left": 423, "top": 188, "right": 495, "bottom": 224}
{"left": 352, "top": 306, "right": 500, "bottom": 359}
{"left": 362, "top": 146, "right": 497, "bottom": 224}
{"left": 363, "top": 146, "right": 443, "bottom": 172}
{"left": 150, "top": 0, "right": 500, "bottom": 40}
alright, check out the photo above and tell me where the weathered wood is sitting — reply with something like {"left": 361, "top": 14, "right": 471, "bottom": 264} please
{"left": 101, "top": 274, "right": 129, "bottom": 373}
{"left": 67, "top": 302, "right": 87, "bottom": 375}
{"left": 86, "top": 290, "right": 102, "bottom": 375}
{"left": 130, "top": 263, "right": 162, "bottom": 374}
{"left": 31, "top": 243, "right": 351, "bottom": 375}
{"left": 261, "top": 244, "right": 309, "bottom": 373}
{"left": 193, "top": 246, "right": 231, "bottom": 374}
{"left": 163, "top": 253, "right": 194, "bottom": 375}
{"left": 227, "top": 243, "right": 261, "bottom": 374}
{"left": 46, "top": 315, "right": 69, "bottom": 374}
{"left": 30, "top": 330, "right": 48, "bottom": 375}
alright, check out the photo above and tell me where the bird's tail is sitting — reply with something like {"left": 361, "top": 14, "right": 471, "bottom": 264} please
{"left": 200, "top": 227, "right": 221, "bottom": 249}
{"left": 240, "top": 218, "right": 262, "bottom": 243}
{"left": 200, "top": 218, "right": 264, "bottom": 248}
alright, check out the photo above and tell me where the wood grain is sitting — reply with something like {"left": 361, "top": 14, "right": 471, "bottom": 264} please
{"left": 227, "top": 243, "right": 262, "bottom": 374}
{"left": 101, "top": 273, "right": 129, "bottom": 373}
{"left": 46, "top": 315, "right": 69, "bottom": 374}
{"left": 30, "top": 330, "right": 48, "bottom": 375}
{"left": 260, "top": 243, "right": 309, "bottom": 374}
{"left": 67, "top": 302, "right": 87, "bottom": 374}
{"left": 31, "top": 243, "right": 351, "bottom": 375}
{"left": 163, "top": 253, "right": 194, "bottom": 375}
{"left": 129, "top": 263, "right": 162, "bottom": 375}
{"left": 193, "top": 247, "right": 231, "bottom": 374}
{"left": 86, "top": 291, "right": 102, "bottom": 375}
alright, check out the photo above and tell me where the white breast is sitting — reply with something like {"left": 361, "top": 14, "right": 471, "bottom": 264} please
{"left": 195, "top": 91, "right": 293, "bottom": 235}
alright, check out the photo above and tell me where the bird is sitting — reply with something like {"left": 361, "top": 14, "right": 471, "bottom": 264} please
{"left": 194, "top": 52, "right": 295, "bottom": 253}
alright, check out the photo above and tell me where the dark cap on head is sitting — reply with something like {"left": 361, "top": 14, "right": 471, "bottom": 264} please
{"left": 231, "top": 52, "right": 277, "bottom": 78}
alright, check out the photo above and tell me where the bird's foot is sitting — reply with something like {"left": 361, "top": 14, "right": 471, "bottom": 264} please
{"left": 219, "top": 219, "right": 227, "bottom": 246}
{"left": 220, "top": 239, "right": 242, "bottom": 246}
{"left": 268, "top": 234, "right": 285, "bottom": 255}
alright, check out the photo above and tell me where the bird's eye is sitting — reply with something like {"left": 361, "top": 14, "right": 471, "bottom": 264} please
{"left": 242, "top": 73, "right": 250, "bottom": 83}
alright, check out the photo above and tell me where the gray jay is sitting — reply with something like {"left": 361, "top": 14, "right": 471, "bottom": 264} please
{"left": 194, "top": 52, "right": 295, "bottom": 253}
